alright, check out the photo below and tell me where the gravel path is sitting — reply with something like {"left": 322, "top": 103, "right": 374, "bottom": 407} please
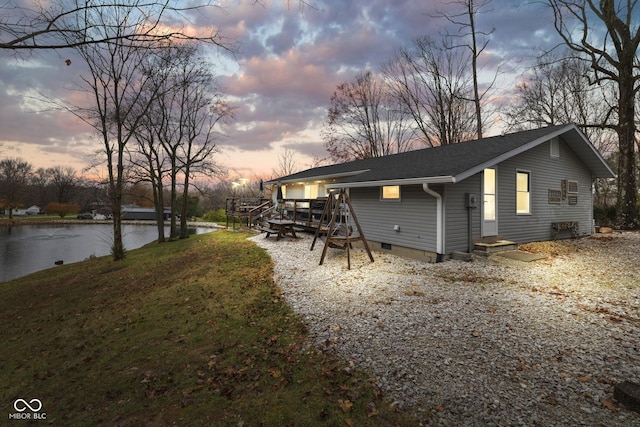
{"left": 249, "top": 231, "right": 640, "bottom": 426}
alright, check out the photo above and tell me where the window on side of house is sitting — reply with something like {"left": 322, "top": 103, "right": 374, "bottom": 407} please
{"left": 516, "top": 171, "right": 531, "bottom": 214}
{"left": 550, "top": 138, "right": 560, "bottom": 158}
{"left": 567, "top": 180, "right": 578, "bottom": 205}
{"left": 304, "top": 184, "right": 318, "bottom": 199}
{"left": 381, "top": 185, "right": 400, "bottom": 201}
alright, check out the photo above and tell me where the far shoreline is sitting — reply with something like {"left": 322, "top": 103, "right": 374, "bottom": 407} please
{"left": 0, "top": 217, "right": 225, "bottom": 229}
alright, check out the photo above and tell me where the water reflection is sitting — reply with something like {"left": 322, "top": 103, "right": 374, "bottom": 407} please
{"left": 0, "top": 224, "right": 214, "bottom": 283}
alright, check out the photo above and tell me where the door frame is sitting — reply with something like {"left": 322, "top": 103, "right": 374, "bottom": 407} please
{"left": 482, "top": 167, "right": 498, "bottom": 237}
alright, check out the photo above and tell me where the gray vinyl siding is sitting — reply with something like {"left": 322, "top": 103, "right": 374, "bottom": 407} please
{"left": 443, "top": 177, "right": 482, "bottom": 253}
{"left": 494, "top": 138, "right": 593, "bottom": 243}
{"left": 349, "top": 185, "right": 438, "bottom": 252}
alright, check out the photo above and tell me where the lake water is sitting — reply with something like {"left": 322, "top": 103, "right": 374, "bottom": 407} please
{"left": 0, "top": 223, "right": 215, "bottom": 283}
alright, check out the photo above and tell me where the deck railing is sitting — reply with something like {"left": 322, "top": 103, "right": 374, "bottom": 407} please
{"left": 279, "top": 198, "right": 328, "bottom": 229}
{"left": 225, "top": 197, "right": 271, "bottom": 228}
{"left": 225, "top": 197, "right": 330, "bottom": 230}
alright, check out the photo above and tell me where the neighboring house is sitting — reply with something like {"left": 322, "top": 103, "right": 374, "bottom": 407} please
{"left": 266, "top": 124, "right": 615, "bottom": 262}
{"left": 121, "top": 205, "right": 173, "bottom": 221}
{"left": 3, "top": 205, "right": 40, "bottom": 216}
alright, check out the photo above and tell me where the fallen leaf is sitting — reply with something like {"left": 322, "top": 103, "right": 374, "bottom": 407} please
{"left": 600, "top": 398, "right": 617, "bottom": 411}
{"left": 367, "top": 402, "right": 378, "bottom": 417}
{"left": 182, "top": 385, "right": 203, "bottom": 395}
{"left": 272, "top": 378, "right": 287, "bottom": 391}
{"left": 338, "top": 399, "right": 353, "bottom": 413}
{"left": 269, "top": 368, "right": 282, "bottom": 378}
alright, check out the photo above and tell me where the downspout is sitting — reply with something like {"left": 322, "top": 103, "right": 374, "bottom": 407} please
{"left": 423, "top": 183, "right": 443, "bottom": 262}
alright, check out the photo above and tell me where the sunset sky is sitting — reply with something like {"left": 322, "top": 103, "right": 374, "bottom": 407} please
{"left": 0, "top": 0, "right": 561, "bottom": 181}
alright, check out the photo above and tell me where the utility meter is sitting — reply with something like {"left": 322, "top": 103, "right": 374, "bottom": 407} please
{"left": 465, "top": 193, "right": 478, "bottom": 208}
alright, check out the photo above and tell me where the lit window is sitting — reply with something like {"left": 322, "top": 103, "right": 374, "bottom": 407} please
{"left": 516, "top": 171, "right": 530, "bottom": 214}
{"left": 381, "top": 186, "right": 400, "bottom": 200}
{"left": 304, "top": 184, "right": 318, "bottom": 199}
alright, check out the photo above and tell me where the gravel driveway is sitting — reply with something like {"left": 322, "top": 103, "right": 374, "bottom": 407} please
{"left": 250, "top": 231, "right": 640, "bottom": 426}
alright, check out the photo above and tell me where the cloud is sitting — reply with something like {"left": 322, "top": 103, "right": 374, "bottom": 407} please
{"left": 0, "top": 0, "right": 571, "bottom": 177}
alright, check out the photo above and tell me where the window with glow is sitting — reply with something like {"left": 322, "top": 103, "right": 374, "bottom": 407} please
{"left": 304, "top": 184, "right": 318, "bottom": 199}
{"left": 483, "top": 168, "right": 496, "bottom": 221}
{"left": 381, "top": 185, "right": 400, "bottom": 200}
{"left": 516, "top": 171, "right": 531, "bottom": 214}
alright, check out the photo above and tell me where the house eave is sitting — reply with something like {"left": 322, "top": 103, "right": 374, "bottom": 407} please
{"left": 325, "top": 176, "right": 456, "bottom": 189}
{"left": 266, "top": 169, "right": 370, "bottom": 185}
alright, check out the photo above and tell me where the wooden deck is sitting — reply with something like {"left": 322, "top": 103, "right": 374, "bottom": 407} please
{"left": 225, "top": 197, "right": 330, "bottom": 231}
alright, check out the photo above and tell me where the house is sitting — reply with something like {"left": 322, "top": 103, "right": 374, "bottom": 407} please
{"left": 121, "top": 205, "right": 174, "bottom": 221}
{"left": 3, "top": 205, "right": 40, "bottom": 216}
{"left": 266, "top": 124, "right": 615, "bottom": 262}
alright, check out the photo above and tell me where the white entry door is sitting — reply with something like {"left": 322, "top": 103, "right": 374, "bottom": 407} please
{"left": 482, "top": 168, "right": 498, "bottom": 236}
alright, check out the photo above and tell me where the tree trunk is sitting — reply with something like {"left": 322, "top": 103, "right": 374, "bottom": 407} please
{"left": 153, "top": 176, "right": 166, "bottom": 243}
{"left": 111, "top": 158, "right": 126, "bottom": 260}
{"left": 615, "top": 66, "right": 638, "bottom": 229}
{"left": 169, "top": 156, "right": 179, "bottom": 240}
{"left": 179, "top": 164, "right": 192, "bottom": 239}
{"left": 110, "top": 183, "right": 125, "bottom": 260}
{"left": 468, "top": 0, "right": 483, "bottom": 139}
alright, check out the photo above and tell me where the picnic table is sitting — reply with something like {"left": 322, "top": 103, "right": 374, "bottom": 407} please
{"left": 261, "top": 219, "right": 298, "bottom": 240}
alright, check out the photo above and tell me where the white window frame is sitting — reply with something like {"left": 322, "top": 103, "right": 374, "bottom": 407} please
{"left": 516, "top": 170, "right": 531, "bottom": 215}
{"left": 304, "top": 184, "right": 318, "bottom": 199}
{"left": 550, "top": 138, "right": 560, "bottom": 158}
{"left": 381, "top": 185, "right": 401, "bottom": 201}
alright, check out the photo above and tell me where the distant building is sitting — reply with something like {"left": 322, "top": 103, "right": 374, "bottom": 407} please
{"left": 3, "top": 205, "right": 40, "bottom": 216}
{"left": 121, "top": 205, "right": 174, "bottom": 221}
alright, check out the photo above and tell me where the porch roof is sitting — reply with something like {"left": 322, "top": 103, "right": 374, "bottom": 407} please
{"left": 267, "top": 124, "right": 615, "bottom": 188}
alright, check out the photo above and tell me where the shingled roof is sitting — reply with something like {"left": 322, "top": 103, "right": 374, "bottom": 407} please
{"left": 267, "top": 124, "right": 615, "bottom": 187}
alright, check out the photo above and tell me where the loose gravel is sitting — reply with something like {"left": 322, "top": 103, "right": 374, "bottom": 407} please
{"left": 249, "top": 231, "right": 640, "bottom": 426}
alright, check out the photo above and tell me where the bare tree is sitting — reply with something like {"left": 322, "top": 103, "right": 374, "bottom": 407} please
{"left": 47, "top": 166, "right": 79, "bottom": 203}
{"left": 133, "top": 44, "right": 230, "bottom": 240}
{"left": 0, "top": 1, "right": 225, "bottom": 50}
{"left": 506, "top": 56, "right": 610, "bottom": 135}
{"left": 72, "top": 4, "right": 168, "bottom": 260}
{"left": 273, "top": 148, "right": 300, "bottom": 178}
{"left": 126, "top": 98, "right": 169, "bottom": 242}
{"left": 384, "top": 36, "right": 476, "bottom": 147}
{"left": 433, "top": 0, "right": 495, "bottom": 138}
{"left": 323, "top": 70, "right": 413, "bottom": 162}
{"left": 547, "top": 0, "right": 640, "bottom": 229}
{"left": 0, "top": 157, "right": 33, "bottom": 218}
{"left": 176, "top": 55, "right": 231, "bottom": 238}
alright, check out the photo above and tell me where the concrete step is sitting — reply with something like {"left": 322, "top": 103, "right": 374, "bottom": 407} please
{"left": 473, "top": 240, "right": 518, "bottom": 254}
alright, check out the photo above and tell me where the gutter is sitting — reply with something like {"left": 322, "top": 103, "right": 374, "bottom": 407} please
{"left": 325, "top": 175, "right": 456, "bottom": 189}
{"left": 423, "top": 183, "right": 444, "bottom": 260}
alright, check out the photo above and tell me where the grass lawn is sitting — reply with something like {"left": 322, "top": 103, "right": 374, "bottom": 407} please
{"left": 0, "top": 230, "right": 416, "bottom": 426}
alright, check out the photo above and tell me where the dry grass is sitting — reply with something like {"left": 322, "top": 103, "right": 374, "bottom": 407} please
{"left": 0, "top": 230, "right": 416, "bottom": 426}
